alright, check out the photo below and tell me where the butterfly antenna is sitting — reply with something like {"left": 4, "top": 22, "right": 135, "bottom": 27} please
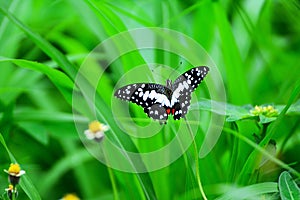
{"left": 167, "top": 61, "right": 183, "bottom": 80}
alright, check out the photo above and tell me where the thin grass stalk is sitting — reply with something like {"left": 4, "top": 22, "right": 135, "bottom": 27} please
{"left": 184, "top": 117, "right": 207, "bottom": 200}
{"left": 107, "top": 167, "right": 120, "bottom": 200}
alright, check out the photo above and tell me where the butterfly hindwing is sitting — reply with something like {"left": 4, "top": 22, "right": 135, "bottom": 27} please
{"left": 114, "top": 83, "right": 172, "bottom": 121}
{"left": 171, "top": 66, "right": 209, "bottom": 120}
{"left": 144, "top": 104, "right": 168, "bottom": 122}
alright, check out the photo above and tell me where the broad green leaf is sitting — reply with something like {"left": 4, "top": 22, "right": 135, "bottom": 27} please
{"left": 217, "top": 182, "right": 278, "bottom": 200}
{"left": 216, "top": 182, "right": 278, "bottom": 200}
{"left": 259, "top": 115, "right": 277, "bottom": 124}
{"left": 279, "top": 171, "right": 300, "bottom": 200}
{"left": 193, "top": 99, "right": 300, "bottom": 124}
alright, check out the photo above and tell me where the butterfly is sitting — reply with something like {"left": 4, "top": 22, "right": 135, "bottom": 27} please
{"left": 114, "top": 66, "right": 209, "bottom": 124}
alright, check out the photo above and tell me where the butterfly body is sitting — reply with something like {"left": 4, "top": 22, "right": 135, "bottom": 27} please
{"left": 114, "top": 66, "right": 209, "bottom": 123}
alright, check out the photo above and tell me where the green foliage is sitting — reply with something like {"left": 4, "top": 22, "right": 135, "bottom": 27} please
{"left": 0, "top": 0, "right": 300, "bottom": 199}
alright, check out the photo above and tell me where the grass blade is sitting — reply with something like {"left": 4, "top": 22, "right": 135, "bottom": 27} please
{"left": 213, "top": 1, "right": 250, "bottom": 104}
{"left": 0, "top": 58, "right": 74, "bottom": 105}
{"left": 0, "top": 7, "right": 77, "bottom": 79}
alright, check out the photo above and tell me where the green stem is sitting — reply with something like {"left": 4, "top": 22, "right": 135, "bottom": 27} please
{"left": 107, "top": 166, "right": 120, "bottom": 200}
{"left": 228, "top": 122, "right": 239, "bottom": 181}
{"left": 184, "top": 118, "right": 207, "bottom": 200}
{"left": 103, "top": 144, "right": 120, "bottom": 200}
{"left": 103, "top": 147, "right": 119, "bottom": 200}
{"left": 12, "top": 190, "right": 15, "bottom": 200}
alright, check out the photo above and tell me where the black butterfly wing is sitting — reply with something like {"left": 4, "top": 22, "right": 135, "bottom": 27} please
{"left": 114, "top": 83, "right": 172, "bottom": 122}
{"left": 171, "top": 66, "right": 209, "bottom": 120}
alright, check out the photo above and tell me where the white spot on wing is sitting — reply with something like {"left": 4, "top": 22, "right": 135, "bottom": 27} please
{"left": 143, "top": 91, "right": 150, "bottom": 101}
{"left": 148, "top": 90, "right": 171, "bottom": 107}
{"left": 171, "top": 81, "right": 190, "bottom": 106}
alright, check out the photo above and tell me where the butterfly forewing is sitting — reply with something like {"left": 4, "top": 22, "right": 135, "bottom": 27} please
{"left": 114, "top": 83, "right": 172, "bottom": 122}
{"left": 172, "top": 66, "right": 209, "bottom": 92}
{"left": 170, "top": 66, "right": 209, "bottom": 120}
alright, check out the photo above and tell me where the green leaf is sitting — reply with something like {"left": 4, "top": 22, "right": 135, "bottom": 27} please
{"left": 194, "top": 98, "right": 300, "bottom": 124}
{"left": 279, "top": 171, "right": 300, "bottom": 200}
{"left": 192, "top": 99, "right": 252, "bottom": 122}
{"left": 259, "top": 115, "right": 277, "bottom": 124}
{"left": 216, "top": 182, "right": 278, "bottom": 200}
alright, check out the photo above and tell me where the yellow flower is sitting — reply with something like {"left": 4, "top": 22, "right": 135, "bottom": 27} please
{"left": 5, "top": 184, "right": 14, "bottom": 192}
{"left": 5, "top": 184, "right": 18, "bottom": 199}
{"left": 4, "top": 163, "right": 26, "bottom": 177}
{"left": 250, "top": 105, "right": 278, "bottom": 117}
{"left": 61, "top": 193, "right": 80, "bottom": 200}
{"left": 4, "top": 163, "right": 26, "bottom": 186}
{"left": 84, "top": 120, "right": 109, "bottom": 141}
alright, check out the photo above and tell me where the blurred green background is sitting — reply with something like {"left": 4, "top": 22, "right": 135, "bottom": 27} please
{"left": 0, "top": 0, "right": 300, "bottom": 199}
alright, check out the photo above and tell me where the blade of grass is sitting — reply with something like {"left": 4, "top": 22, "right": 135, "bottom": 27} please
{"left": 105, "top": 2, "right": 154, "bottom": 27}
{"left": 2, "top": 61, "right": 151, "bottom": 199}
{"left": 0, "top": 6, "right": 77, "bottom": 79}
{"left": 82, "top": 0, "right": 146, "bottom": 72}
{"left": 0, "top": 58, "right": 74, "bottom": 105}
{"left": 213, "top": 1, "right": 250, "bottom": 104}
{"left": 223, "top": 126, "right": 300, "bottom": 176}
{"left": 184, "top": 118, "right": 207, "bottom": 200}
